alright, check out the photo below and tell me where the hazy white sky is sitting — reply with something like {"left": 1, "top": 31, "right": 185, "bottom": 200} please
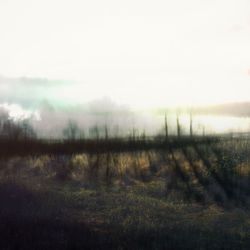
{"left": 0, "top": 0, "right": 250, "bottom": 108}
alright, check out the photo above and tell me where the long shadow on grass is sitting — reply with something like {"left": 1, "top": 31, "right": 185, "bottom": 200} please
{"left": 165, "top": 147, "right": 205, "bottom": 203}
{"left": 0, "top": 182, "right": 115, "bottom": 250}
{"left": 210, "top": 145, "right": 250, "bottom": 196}
{"left": 181, "top": 147, "right": 225, "bottom": 206}
{"left": 193, "top": 144, "right": 248, "bottom": 207}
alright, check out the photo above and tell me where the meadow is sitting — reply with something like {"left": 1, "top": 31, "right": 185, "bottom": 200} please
{"left": 0, "top": 134, "right": 250, "bottom": 249}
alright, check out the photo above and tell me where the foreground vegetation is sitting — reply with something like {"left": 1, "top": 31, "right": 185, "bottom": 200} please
{"left": 0, "top": 136, "right": 250, "bottom": 249}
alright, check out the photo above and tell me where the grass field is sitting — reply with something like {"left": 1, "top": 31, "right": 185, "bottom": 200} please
{"left": 0, "top": 136, "right": 250, "bottom": 249}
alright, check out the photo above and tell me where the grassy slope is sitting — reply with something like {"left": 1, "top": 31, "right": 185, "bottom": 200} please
{"left": 1, "top": 138, "right": 250, "bottom": 249}
{"left": 0, "top": 178, "right": 250, "bottom": 250}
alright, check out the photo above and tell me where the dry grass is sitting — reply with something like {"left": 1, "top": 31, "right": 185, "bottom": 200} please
{"left": 1, "top": 138, "right": 250, "bottom": 249}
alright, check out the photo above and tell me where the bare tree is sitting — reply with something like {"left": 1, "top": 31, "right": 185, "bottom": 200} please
{"left": 189, "top": 112, "right": 193, "bottom": 137}
{"left": 0, "top": 115, "right": 36, "bottom": 140}
{"left": 89, "top": 125, "right": 100, "bottom": 139}
{"left": 176, "top": 115, "right": 181, "bottom": 137}
{"left": 63, "top": 120, "right": 80, "bottom": 140}
{"left": 104, "top": 124, "right": 109, "bottom": 140}
{"left": 165, "top": 113, "right": 169, "bottom": 140}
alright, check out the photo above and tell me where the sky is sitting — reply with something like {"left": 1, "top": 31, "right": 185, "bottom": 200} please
{"left": 0, "top": 0, "right": 250, "bottom": 110}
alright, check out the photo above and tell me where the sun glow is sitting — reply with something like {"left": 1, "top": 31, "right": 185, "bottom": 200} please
{"left": 0, "top": 0, "right": 250, "bottom": 109}
{"left": 0, "top": 103, "right": 40, "bottom": 121}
